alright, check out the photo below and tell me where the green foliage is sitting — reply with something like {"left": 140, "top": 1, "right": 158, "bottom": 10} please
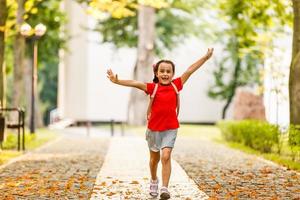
{"left": 226, "top": 141, "right": 300, "bottom": 171}
{"left": 288, "top": 124, "right": 300, "bottom": 159}
{"left": 207, "top": 0, "right": 293, "bottom": 117}
{"left": 78, "top": 0, "right": 171, "bottom": 19}
{"left": 217, "top": 120, "right": 280, "bottom": 153}
{"left": 79, "top": 0, "right": 206, "bottom": 18}
{"left": 92, "top": 0, "right": 203, "bottom": 57}
{"left": 2, "top": 133, "right": 17, "bottom": 149}
{"left": 2, "top": 132, "right": 35, "bottom": 149}
{"left": 1, "top": 128, "right": 57, "bottom": 150}
{"left": 26, "top": 0, "right": 66, "bottom": 124}
{"left": 95, "top": 16, "right": 137, "bottom": 49}
{"left": 4, "top": 0, "right": 66, "bottom": 124}
{"left": 155, "top": 8, "right": 196, "bottom": 56}
{"left": 288, "top": 124, "right": 300, "bottom": 147}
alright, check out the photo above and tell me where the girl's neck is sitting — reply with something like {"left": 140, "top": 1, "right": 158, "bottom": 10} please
{"left": 159, "top": 82, "right": 171, "bottom": 86}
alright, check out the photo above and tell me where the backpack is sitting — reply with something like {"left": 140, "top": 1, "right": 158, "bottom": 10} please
{"left": 146, "top": 82, "right": 180, "bottom": 121}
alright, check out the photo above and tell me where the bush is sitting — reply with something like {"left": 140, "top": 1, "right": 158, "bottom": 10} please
{"left": 288, "top": 125, "right": 300, "bottom": 147}
{"left": 217, "top": 121, "right": 243, "bottom": 143}
{"left": 288, "top": 125, "right": 300, "bottom": 160}
{"left": 2, "top": 133, "right": 18, "bottom": 149}
{"left": 2, "top": 132, "right": 35, "bottom": 150}
{"left": 217, "top": 120, "right": 280, "bottom": 153}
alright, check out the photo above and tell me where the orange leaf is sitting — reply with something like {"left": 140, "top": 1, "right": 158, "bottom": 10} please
{"left": 106, "top": 191, "right": 116, "bottom": 196}
{"left": 100, "top": 182, "right": 106, "bottom": 186}
{"left": 130, "top": 180, "right": 139, "bottom": 184}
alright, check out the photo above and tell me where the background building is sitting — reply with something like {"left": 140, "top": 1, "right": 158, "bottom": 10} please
{"left": 57, "top": 0, "right": 290, "bottom": 126}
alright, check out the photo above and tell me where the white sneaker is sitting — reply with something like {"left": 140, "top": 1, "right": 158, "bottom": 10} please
{"left": 160, "top": 186, "right": 170, "bottom": 200}
{"left": 149, "top": 179, "right": 159, "bottom": 197}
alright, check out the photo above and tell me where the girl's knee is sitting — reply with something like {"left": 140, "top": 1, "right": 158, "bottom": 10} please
{"left": 161, "top": 154, "right": 171, "bottom": 164}
{"left": 161, "top": 148, "right": 172, "bottom": 164}
{"left": 150, "top": 152, "right": 160, "bottom": 164}
{"left": 150, "top": 156, "right": 160, "bottom": 164}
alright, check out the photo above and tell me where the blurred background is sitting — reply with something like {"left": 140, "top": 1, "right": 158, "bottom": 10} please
{"left": 0, "top": 0, "right": 297, "bottom": 130}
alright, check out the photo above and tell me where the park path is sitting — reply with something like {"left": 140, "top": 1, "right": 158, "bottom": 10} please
{"left": 1, "top": 126, "right": 299, "bottom": 199}
{"left": 173, "top": 136, "right": 300, "bottom": 200}
{"left": 0, "top": 128, "right": 110, "bottom": 199}
{"left": 90, "top": 136, "right": 208, "bottom": 199}
{"left": 0, "top": 127, "right": 208, "bottom": 199}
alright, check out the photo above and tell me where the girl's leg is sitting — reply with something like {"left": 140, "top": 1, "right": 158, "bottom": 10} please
{"left": 149, "top": 150, "right": 160, "bottom": 181}
{"left": 161, "top": 147, "right": 172, "bottom": 187}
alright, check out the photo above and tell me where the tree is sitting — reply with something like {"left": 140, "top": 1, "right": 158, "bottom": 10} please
{"left": 128, "top": 5, "right": 155, "bottom": 125}
{"left": 290, "top": 0, "right": 300, "bottom": 125}
{"left": 3, "top": 0, "right": 66, "bottom": 126}
{"left": 83, "top": 0, "right": 202, "bottom": 124}
{"left": 79, "top": 0, "right": 167, "bottom": 125}
{"left": 12, "top": 0, "right": 26, "bottom": 109}
{"left": 24, "top": 0, "right": 66, "bottom": 125}
{"left": 208, "top": 0, "right": 292, "bottom": 119}
{"left": 0, "top": 0, "right": 8, "bottom": 108}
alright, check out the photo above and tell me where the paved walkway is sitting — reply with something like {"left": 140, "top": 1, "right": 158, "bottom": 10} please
{"left": 173, "top": 136, "right": 300, "bottom": 199}
{"left": 0, "top": 129, "right": 110, "bottom": 199}
{"left": 0, "top": 128, "right": 208, "bottom": 199}
{"left": 90, "top": 136, "right": 208, "bottom": 199}
{"left": 2, "top": 126, "right": 299, "bottom": 199}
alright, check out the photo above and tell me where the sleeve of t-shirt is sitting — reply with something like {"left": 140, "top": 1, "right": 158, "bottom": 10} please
{"left": 145, "top": 82, "right": 155, "bottom": 95}
{"left": 172, "top": 77, "right": 183, "bottom": 91}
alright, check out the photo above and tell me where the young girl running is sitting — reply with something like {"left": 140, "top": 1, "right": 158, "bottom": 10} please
{"left": 106, "top": 48, "right": 213, "bottom": 199}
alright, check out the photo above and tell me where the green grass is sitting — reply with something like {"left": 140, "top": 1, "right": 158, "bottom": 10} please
{"left": 25, "top": 129, "right": 58, "bottom": 150}
{"left": 214, "top": 125, "right": 300, "bottom": 171}
{"left": 0, "top": 151, "right": 22, "bottom": 165}
{"left": 0, "top": 128, "right": 58, "bottom": 165}
{"left": 224, "top": 141, "right": 300, "bottom": 171}
{"left": 177, "top": 124, "right": 221, "bottom": 140}
{"left": 126, "top": 124, "right": 222, "bottom": 140}
{"left": 126, "top": 124, "right": 300, "bottom": 172}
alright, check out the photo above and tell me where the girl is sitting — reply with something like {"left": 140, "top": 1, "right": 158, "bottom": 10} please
{"left": 106, "top": 48, "right": 213, "bottom": 199}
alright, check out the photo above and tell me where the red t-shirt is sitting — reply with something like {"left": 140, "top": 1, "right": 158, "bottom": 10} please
{"left": 146, "top": 77, "right": 183, "bottom": 131}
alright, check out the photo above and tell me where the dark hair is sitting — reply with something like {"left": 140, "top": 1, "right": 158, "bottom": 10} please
{"left": 152, "top": 60, "right": 175, "bottom": 83}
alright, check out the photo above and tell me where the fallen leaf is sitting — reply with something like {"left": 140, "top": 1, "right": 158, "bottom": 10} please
{"left": 213, "top": 183, "right": 221, "bottom": 191}
{"left": 106, "top": 191, "right": 116, "bottom": 196}
{"left": 130, "top": 180, "right": 139, "bottom": 184}
{"left": 100, "top": 182, "right": 106, "bottom": 186}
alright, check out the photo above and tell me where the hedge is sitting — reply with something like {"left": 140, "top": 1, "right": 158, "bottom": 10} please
{"left": 217, "top": 120, "right": 280, "bottom": 153}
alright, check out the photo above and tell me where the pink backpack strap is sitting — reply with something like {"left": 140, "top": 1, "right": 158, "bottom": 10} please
{"left": 147, "top": 83, "right": 158, "bottom": 120}
{"left": 171, "top": 82, "right": 180, "bottom": 116}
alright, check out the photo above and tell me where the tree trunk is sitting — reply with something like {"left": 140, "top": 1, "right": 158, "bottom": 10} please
{"left": 128, "top": 5, "right": 155, "bottom": 125}
{"left": 13, "top": 0, "right": 26, "bottom": 108}
{"left": 289, "top": 0, "right": 300, "bottom": 125}
{"left": 0, "top": 0, "right": 7, "bottom": 108}
{"left": 24, "top": 58, "right": 31, "bottom": 124}
{"left": 222, "top": 57, "right": 241, "bottom": 119}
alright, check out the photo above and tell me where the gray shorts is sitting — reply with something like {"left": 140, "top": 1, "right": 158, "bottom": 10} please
{"left": 145, "top": 129, "right": 178, "bottom": 152}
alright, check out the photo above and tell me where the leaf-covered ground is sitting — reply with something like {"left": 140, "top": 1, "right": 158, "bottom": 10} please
{"left": 0, "top": 134, "right": 110, "bottom": 199}
{"left": 1, "top": 126, "right": 299, "bottom": 199}
{"left": 173, "top": 136, "right": 300, "bottom": 199}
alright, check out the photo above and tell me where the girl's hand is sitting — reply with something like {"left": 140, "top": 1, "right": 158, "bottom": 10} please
{"left": 205, "top": 48, "right": 214, "bottom": 60}
{"left": 107, "top": 69, "right": 118, "bottom": 83}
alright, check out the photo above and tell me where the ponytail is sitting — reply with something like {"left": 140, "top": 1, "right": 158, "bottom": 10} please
{"left": 153, "top": 76, "right": 159, "bottom": 83}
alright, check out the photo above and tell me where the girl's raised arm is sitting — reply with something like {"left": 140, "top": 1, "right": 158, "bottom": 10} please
{"left": 106, "top": 69, "right": 147, "bottom": 92}
{"left": 181, "top": 48, "right": 214, "bottom": 85}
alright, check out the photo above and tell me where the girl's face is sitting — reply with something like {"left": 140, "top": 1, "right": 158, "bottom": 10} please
{"left": 156, "top": 62, "right": 174, "bottom": 85}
